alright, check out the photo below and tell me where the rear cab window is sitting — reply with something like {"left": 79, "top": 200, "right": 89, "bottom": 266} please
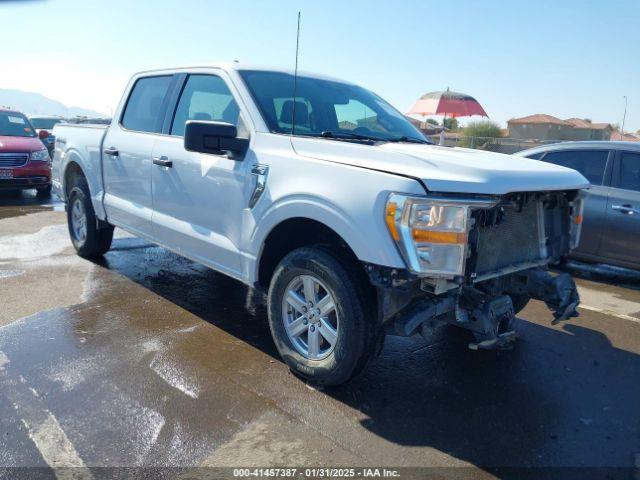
{"left": 121, "top": 75, "right": 173, "bottom": 133}
{"left": 538, "top": 149, "right": 610, "bottom": 185}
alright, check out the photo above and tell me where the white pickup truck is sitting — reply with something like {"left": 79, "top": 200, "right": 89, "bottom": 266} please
{"left": 53, "top": 64, "right": 588, "bottom": 385}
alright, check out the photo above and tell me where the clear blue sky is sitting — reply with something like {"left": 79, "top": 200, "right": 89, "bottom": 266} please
{"left": 2, "top": 0, "right": 639, "bottom": 131}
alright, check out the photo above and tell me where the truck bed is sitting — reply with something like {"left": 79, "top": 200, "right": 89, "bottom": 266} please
{"left": 52, "top": 123, "right": 108, "bottom": 218}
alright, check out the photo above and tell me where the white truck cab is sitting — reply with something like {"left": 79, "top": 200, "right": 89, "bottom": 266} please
{"left": 53, "top": 64, "right": 588, "bottom": 385}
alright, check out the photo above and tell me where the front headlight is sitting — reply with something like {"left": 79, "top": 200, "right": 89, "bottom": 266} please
{"left": 386, "top": 194, "right": 486, "bottom": 277}
{"left": 30, "top": 149, "right": 50, "bottom": 162}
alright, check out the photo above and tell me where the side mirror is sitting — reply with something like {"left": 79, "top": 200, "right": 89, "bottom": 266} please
{"left": 184, "top": 120, "right": 248, "bottom": 158}
{"left": 38, "top": 130, "right": 49, "bottom": 140}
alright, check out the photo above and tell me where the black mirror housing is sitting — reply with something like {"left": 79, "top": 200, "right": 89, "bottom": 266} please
{"left": 184, "top": 120, "right": 248, "bottom": 157}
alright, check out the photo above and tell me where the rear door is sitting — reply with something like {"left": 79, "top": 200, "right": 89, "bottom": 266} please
{"left": 150, "top": 72, "right": 252, "bottom": 278}
{"left": 537, "top": 149, "right": 612, "bottom": 256}
{"left": 599, "top": 150, "right": 640, "bottom": 268}
{"left": 102, "top": 75, "right": 174, "bottom": 236}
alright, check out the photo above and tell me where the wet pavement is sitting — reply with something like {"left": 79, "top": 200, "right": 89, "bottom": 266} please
{"left": 1, "top": 190, "right": 639, "bottom": 479}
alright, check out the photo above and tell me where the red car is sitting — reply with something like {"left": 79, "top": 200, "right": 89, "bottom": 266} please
{"left": 0, "top": 108, "right": 52, "bottom": 197}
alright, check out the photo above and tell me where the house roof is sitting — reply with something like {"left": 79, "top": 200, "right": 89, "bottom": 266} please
{"left": 509, "top": 114, "right": 613, "bottom": 130}
{"left": 565, "top": 118, "right": 611, "bottom": 130}
{"left": 564, "top": 118, "right": 591, "bottom": 128}
{"left": 611, "top": 131, "right": 640, "bottom": 142}
{"left": 589, "top": 123, "right": 613, "bottom": 130}
{"left": 508, "top": 114, "right": 571, "bottom": 126}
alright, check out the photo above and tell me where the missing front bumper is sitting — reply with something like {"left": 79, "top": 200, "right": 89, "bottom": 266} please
{"left": 387, "top": 267, "right": 580, "bottom": 350}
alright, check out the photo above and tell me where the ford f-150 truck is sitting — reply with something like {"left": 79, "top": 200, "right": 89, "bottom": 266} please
{"left": 53, "top": 64, "right": 588, "bottom": 385}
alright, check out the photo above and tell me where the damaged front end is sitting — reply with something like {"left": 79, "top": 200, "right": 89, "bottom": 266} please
{"left": 372, "top": 189, "right": 583, "bottom": 349}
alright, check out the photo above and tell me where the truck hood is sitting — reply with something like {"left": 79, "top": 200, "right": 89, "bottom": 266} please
{"left": 0, "top": 135, "right": 44, "bottom": 153}
{"left": 291, "top": 137, "right": 589, "bottom": 194}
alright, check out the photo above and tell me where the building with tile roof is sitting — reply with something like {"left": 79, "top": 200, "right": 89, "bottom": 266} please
{"left": 508, "top": 114, "right": 612, "bottom": 141}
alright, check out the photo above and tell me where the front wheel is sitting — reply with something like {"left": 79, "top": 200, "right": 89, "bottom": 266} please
{"left": 267, "top": 246, "right": 380, "bottom": 386}
{"left": 67, "top": 182, "right": 114, "bottom": 257}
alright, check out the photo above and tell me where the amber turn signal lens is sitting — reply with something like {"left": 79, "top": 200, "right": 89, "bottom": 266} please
{"left": 412, "top": 229, "right": 467, "bottom": 244}
{"left": 574, "top": 215, "right": 583, "bottom": 225}
{"left": 385, "top": 202, "right": 399, "bottom": 241}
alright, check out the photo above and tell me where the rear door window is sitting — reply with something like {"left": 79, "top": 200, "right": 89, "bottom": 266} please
{"left": 616, "top": 152, "right": 640, "bottom": 192}
{"left": 121, "top": 75, "right": 173, "bottom": 133}
{"left": 541, "top": 150, "right": 609, "bottom": 185}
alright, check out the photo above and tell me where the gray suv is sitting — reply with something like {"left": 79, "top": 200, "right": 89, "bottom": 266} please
{"left": 518, "top": 141, "right": 640, "bottom": 271}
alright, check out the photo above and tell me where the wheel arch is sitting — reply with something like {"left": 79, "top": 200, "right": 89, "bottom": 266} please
{"left": 256, "top": 216, "right": 363, "bottom": 289}
{"left": 249, "top": 198, "right": 405, "bottom": 287}
{"left": 61, "top": 149, "right": 107, "bottom": 220}
{"left": 63, "top": 159, "right": 85, "bottom": 199}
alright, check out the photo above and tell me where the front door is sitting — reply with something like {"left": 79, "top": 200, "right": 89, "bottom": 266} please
{"left": 102, "top": 75, "right": 174, "bottom": 236}
{"left": 599, "top": 151, "right": 640, "bottom": 268}
{"left": 151, "top": 73, "right": 252, "bottom": 278}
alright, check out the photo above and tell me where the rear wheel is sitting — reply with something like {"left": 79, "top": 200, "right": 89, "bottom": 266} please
{"left": 67, "top": 179, "right": 114, "bottom": 257}
{"left": 267, "top": 246, "right": 380, "bottom": 386}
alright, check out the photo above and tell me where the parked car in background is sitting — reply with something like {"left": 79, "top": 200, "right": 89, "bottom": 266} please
{"left": 517, "top": 141, "right": 640, "bottom": 271}
{"left": 0, "top": 109, "right": 52, "bottom": 197}
{"left": 53, "top": 64, "right": 587, "bottom": 385}
{"left": 29, "top": 115, "right": 65, "bottom": 156}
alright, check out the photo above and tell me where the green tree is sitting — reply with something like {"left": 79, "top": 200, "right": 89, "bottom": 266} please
{"left": 425, "top": 118, "right": 439, "bottom": 126}
{"left": 442, "top": 117, "right": 459, "bottom": 131}
{"left": 460, "top": 120, "right": 502, "bottom": 149}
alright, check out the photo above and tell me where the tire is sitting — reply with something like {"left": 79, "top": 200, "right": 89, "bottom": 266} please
{"left": 510, "top": 294, "right": 531, "bottom": 315}
{"left": 36, "top": 185, "right": 52, "bottom": 198}
{"left": 267, "top": 246, "right": 380, "bottom": 386}
{"left": 66, "top": 179, "right": 114, "bottom": 258}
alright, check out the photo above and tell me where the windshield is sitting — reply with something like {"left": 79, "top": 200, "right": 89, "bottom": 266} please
{"left": 239, "top": 70, "right": 428, "bottom": 143}
{"left": 0, "top": 112, "right": 36, "bottom": 137}
{"left": 30, "top": 118, "right": 62, "bottom": 130}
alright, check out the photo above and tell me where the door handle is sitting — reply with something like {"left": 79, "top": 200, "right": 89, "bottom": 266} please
{"left": 153, "top": 156, "right": 172, "bottom": 168}
{"left": 104, "top": 147, "right": 119, "bottom": 157}
{"left": 612, "top": 204, "right": 640, "bottom": 215}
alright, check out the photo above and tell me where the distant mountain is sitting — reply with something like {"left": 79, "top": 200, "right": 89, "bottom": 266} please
{"left": 0, "top": 89, "right": 106, "bottom": 118}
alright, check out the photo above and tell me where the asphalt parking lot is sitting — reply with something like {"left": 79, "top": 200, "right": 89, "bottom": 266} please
{"left": 1, "top": 190, "right": 639, "bottom": 479}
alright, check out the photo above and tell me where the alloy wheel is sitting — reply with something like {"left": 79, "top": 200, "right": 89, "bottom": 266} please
{"left": 70, "top": 197, "right": 87, "bottom": 244}
{"left": 281, "top": 274, "right": 339, "bottom": 360}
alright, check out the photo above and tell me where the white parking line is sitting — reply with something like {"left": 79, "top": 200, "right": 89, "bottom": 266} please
{"left": 579, "top": 304, "right": 640, "bottom": 324}
{"left": 0, "top": 351, "right": 9, "bottom": 369}
{"left": 0, "top": 350, "right": 93, "bottom": 479}
{"left": 23, "top": 412, "right": 89, "bottom": 477}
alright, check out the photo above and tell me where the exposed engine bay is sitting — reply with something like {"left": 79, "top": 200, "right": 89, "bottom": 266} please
{"left": 367, "top": 189, "right": 583, "bottom": 350}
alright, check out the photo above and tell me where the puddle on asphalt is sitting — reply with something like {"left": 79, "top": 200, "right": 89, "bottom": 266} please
{"left": 0, "top": 191, "right": 64, "bottom": 220}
